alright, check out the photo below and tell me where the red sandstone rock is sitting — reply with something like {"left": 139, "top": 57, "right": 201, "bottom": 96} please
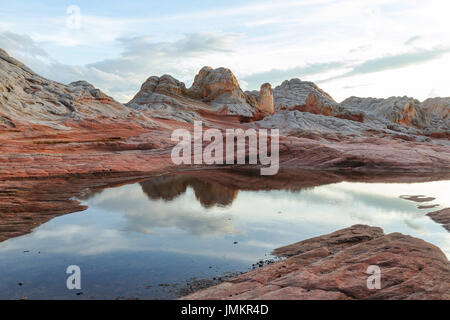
{"left": 180, "top": 225, "right": 450, "bottom": 300}
{"left": 0, "top": 48, "right": 449, "bottom": 181}
{"left": 427, "top": 208, "right": 450, "bottom": 231}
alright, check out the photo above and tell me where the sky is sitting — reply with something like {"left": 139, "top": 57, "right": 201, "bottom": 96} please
{"left": 0, "top": 0, "right": 449, "bottom": 103}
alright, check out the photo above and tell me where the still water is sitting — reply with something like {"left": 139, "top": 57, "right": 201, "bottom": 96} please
{"left": 0, "top": 171, "right": 449, "bottom": 299}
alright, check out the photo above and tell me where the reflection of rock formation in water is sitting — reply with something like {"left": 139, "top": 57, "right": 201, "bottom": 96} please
{"left": 82, "top": 181, "right": 241, "bottom": 237}
{"left": 427, "top": 208, "right": 450, "bottom": 232}
{"left": 2, "top": 170, "right": 450, "bottom": 243}
{"left": 0, "top": 175, "right": 143, "bottom": 243}
{"left": 400, "top": 195, "right": 436, "bottom": 203}
{"left": 140, "top": 175, "right": 238, "bottom": 208}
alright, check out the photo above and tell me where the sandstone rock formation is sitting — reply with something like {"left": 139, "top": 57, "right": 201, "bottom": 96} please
{"left": 126, "top": 74, "right": 202, "bottom": 123}
{"left": 422, "top": 97, "right": 450, "bottom": 137}
{"left": 181, "top": 225, "right": 450, "bottom": 300}
{"left": 259, "top": 87, "right": 449, "bottom": 139}
{"left": 127, "top": 66, "right": 274, "bottom": 121}
{"left": 256, "top": 83, "right": 274, "bottom": 114}
{"left": 273, "top": 78, "right": 337, "bottom": 111}
{"left": 185, "top": 66, "right": 270, "bottom": 117}
{"left": 423, "top": 97, "right": 450, "bottom": 119}
{"left": 270, "top": 79, "right": 444, "bottom": 134}
{"left": 1, "top": 48, "right": 449, "bottom": 301}
{"left": 123, "top": 65, "right": 448, "bottom": 138}
{"left": 270, "top": 79, "right": 361, "bottom": 122}
{"left": 189, "top": 67, "right": 242, "bottom": 101}
{"left": 0, "top": 48, "right": 143, "bottom": 130}
{"left": 0, "top": 47, "right": 449, "bottom": 180}
{"left": 427, "top": 208, "right": 450, "bottom": 231}
{"left": 341, "top": 96, "right": 430, "bottom": 128}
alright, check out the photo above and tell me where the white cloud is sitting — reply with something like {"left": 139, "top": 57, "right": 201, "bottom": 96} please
{"left": 1, "top": 0, "right": 450, "bottom": 101}
{"left": 0, "top": 30, "right": 240, "bottom": 102}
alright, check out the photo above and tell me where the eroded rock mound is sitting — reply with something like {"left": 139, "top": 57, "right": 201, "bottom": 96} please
{"left": 0, "top": 49, "right": 135, "bottom": 130}
{"left": 128, "top": 75, "right": 188, "bottom": 103}
{"left": 423, "top": 97, "right": 450, "bottom": 119}
{"left": 256, "top": 83, "right": 274, "bottom": 114}
{"left": 187, "top": 66, "right": 259, "bottom": 117}
{"left": 341, "top": 96, "right": 430, "bottom": 128}
{"left": 126, "top": 75, "right": 201, "bottom": 123}
{"left": 422, "top": 98, "right": 450, "bottom": 137}
{"left": 427, "top": 208, "right": 450, "bottom": 231}
{"left": 274, "top": 78, "right": 337, "bottom": 111}
{"left": 272, "top": 78, "right": 360, "bottom": 120}
{"left": 260, "top": 81, "right": 449, "bottom": 138}
{"left": 180, "top": 225, "right": 450, "bottom": 300}
{"left": 127, "top": 66, "right": 274, "bottom": 121}
{"left": 260, "top": 79, "right": 367, "bottom": 136}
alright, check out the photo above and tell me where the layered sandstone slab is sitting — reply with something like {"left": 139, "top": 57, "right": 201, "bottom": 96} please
{"left": 423, "top": 97, "right": 450, "bottom": 120}
{"left": 0, "top": 49, "right": 153, "bottom": 130}
{"left": 126, "top": 74, "right": 205, "bottom": 123}
{"left": 181, "top": 225, "right": 450, "bottom": 300}
{"left": 427, "top": 208, "right": 450, "bottom": 231}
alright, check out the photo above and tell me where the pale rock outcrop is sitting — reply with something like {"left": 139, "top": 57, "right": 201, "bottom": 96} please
{"left": 0, "top": 48, "right": 134, "bottom": 129}
{"left": 423, "top": 97, "right": 450, "bottom": 119}
{"left": 427, "top": 208, "right": 450, "bottom": 232}
{"left": 69, "top": 80, "right": 112, "bottom": 100}
{"left": 129, "top": 75, "right": 187, "bottom": 100}
{"left": 126, "top": 75, "right": 202, "bottom": 123}
{"left": 273, "top": 78, "right": 339, "bottom": 112}
{"left": 341, "top": 96, "right": 430, "bottom": 128}
{"left": 181, "top": 225, "right": 450, "bottom": 300}
{"left": 257, "top": 83, "right": 274, "bottom": 114}
{"left": 187, "top": 66, "right": 256, "bottom": 117}
{"left": 188, "top": 67, "right": 239, "bottom": 101}
{"left": 126, "top": 67, "right": 271, "bottom": 121}
{"left": 1, "top": 48, "right": 450, "bottom": 185}
{"left": 258, "top": 109, "right": 368, "bottom": 136}
{"left": 341, "top": 96, "right": 449, "bottom": 137}
{"left": 422, "top": 98, "right": 450, "bottom": 136}
{"left": 260, "top": 81, "right": 449, "bottom": 138}
{"left": 270, "top": 78, "right": 364, "bottom": 125}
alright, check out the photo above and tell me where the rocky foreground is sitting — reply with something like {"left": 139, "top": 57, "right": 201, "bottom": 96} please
{"left": 181, "top": 225, "right": 450, "bottom": 300}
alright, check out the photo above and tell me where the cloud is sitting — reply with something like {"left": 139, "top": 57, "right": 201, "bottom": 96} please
{"left": 85, "top": 183, "right": 241, "bottom": 237}
{"left": 404, "top": 35, "right": 421, "bottom": 46}
{"left": 0, "top": 30, "right": 238, "bottom": 102}
{"left": 2, "top": 0, "right": 450, "bottom": 103}
{"left": 241, "top": 61, "right": 346, "bottom": 90}
{"left": 0, "top": 31, "right": 50, "bottom": 61}
{"left": 154, "top": 0, "right": 334, "bottom": 22}
{"left": 89, "top": 33, "right": 238, "bottom": 75}
{"left": 319, "top": 47, "right": 450, "bottom": 83}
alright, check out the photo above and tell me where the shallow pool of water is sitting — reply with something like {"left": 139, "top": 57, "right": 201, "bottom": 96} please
{"left": 0, "top": 171, "right": 449, "bottom": 299}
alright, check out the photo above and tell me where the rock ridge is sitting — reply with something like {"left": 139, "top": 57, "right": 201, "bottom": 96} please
{"left": 180, "top": 225, "right": 450, "bottom": 300}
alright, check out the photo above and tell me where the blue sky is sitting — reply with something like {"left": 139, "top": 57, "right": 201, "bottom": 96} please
{"left": 1, "top": 0, "right": 449, "bottom": 102}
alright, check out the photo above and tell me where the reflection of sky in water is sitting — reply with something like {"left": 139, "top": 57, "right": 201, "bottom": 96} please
{"left": 0, "top": 177, "right": 449, "bottom": 299}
